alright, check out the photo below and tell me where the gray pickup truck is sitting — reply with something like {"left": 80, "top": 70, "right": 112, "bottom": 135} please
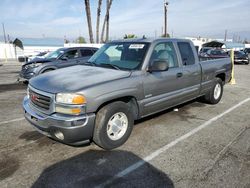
{"left": 23, "top": 38, "right": 231, "bottom": 150}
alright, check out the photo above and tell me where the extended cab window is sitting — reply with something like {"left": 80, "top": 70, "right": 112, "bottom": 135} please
{"left": 80, "top": 49, "right": 95, "bottom": 57}
{"left": 150, "top": 42, "right": 178, "bottom": 68}
{"left": 61, "top": 50, "right": 79, "bottom": 59}
{"left": 178, "top": 42, "right": 195, "bottom": 65}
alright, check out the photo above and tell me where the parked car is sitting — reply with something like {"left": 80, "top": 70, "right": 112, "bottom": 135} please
{"left": 19, "top": 47, "right": 98, "bottom": 81}
{"left": 234, "top": 51, "right": 249, "bottom": 65}
{"left": 199, "top": 47, "right": 213, "bottom": 57}
{"left": 244, "top": 48, "right": 250, "bottom": 54}
{"left": 205, "top": 49, "right": 229, "bottom": 58}
{"left": 23, "top": 38, "right": 231, "bottom": 150}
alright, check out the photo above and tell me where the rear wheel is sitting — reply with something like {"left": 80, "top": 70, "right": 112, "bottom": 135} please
{"left": 93, "top": 101, "right": 134, "bottom": 150}
{"left": 204, "top": 78, "right": 223, "bottom": 104}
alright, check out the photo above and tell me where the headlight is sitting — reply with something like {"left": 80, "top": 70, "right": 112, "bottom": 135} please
{"left": 55, "top": 93, "right": 86, "bottom": 115}
{"left": 56, "top": 93, "right": 86, "bottom": 105}
{"left": 55, "top": 106, "right": 82, "bottom": 115}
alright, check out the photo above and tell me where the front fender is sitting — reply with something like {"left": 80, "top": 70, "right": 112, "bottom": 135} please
{"left": 39, "top": 65, "right": 57, "bottom": 74}
{"left": 86, "top": 87, "right": 141, "bottom": 113}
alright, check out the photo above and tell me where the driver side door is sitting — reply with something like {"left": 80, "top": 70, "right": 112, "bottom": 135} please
{"left": 142, "top": 42, "right": 185, "bottom": 116}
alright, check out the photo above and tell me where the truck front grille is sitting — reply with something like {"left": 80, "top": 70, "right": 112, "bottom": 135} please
{"left": 29, "top": 89, "right": 51, "bottom": 110}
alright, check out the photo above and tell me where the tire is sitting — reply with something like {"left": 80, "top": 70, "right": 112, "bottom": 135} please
{"left": 204, "top": 78, "right": 223, "bottom": 104}
{"left": 93, "top": 101, "right": 134, "bottom": 150}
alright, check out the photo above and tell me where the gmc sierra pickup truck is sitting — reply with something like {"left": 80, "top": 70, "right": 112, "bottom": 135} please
{"left": 23, "top": 38, "right": 232, "bottom": 150}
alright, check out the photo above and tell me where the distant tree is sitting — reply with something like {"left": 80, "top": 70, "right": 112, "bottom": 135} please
{"left": 124, "top": 34, "right": 137, "bottom": 39}
{"left": 84, "top": 0, "right": 94, "bottom": 43}
{"left": 64, "top": 38, "right": 70, "bottom": 44}
{"left": 76, "top": 36, "right": 86, "bottom": 43}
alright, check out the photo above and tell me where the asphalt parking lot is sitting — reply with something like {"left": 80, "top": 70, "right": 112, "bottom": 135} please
{"left": 0, "top": 61, "right": 249, "bottom": 188}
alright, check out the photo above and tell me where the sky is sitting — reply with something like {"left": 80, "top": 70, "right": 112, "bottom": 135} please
{"left": 0, "top": 0, "right": 250, "bottom": 42}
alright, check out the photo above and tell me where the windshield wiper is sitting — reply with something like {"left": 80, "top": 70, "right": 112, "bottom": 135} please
{"left": 100, "top": 63, "right": 121, "bottom": 70}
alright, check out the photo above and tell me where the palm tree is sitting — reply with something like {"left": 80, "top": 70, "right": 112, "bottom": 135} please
{"left": 96, "top": 0, "right": 102, "bottom": 43}
{"left": 84, "top": 0, "right": 94, "bottom": 43}
{"left": 105, "top": 0, "right": 113, "bottom": 42}
{"left": 100, "top": 0, "right": 113, "bottom": 43}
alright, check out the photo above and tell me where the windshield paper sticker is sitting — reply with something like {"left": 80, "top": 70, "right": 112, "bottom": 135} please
{"left": 129, "top": 44, "right": 145, "bottom": 49}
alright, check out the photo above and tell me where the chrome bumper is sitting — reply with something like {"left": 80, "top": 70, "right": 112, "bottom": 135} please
{"left": 23, "top": 96, "right": 95, "bottom": 145}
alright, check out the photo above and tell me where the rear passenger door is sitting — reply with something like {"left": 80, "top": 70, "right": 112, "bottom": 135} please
{"left": 79, "top": 49, "right": 96, "bottom": 64}
{"left": 177, "top": 42, "right": 201, "bottom": 100}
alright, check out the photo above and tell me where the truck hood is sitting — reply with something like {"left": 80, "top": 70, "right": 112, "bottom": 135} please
{"left": 29, "top": 65, "right": 131, "bottom": 93}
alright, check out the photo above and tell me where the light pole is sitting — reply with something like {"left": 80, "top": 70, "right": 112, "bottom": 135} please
{"left": 164, "top": 1, "right": 169, "bottom": 37}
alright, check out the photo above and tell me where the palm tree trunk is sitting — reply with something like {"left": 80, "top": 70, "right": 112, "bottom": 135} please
{"left": 100, "top": 0, "right": 113, "bottom": 43}
{"left": 96, "top": 0, "right": 102, "bottom": 43}
{"left": 84, "top": 0, "right": 94, "bottom": 43}
{"left": 100, "top": 12, "right": 106, "bottom": 43}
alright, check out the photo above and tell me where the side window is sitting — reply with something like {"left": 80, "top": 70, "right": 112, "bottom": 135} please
{"left": 105, "top": 45, "right": 122, "bottom": 61}
{"left": 177, "top": 42, "right": 195, "bottom": 65}
{"left": 80, "top": 49, "right": 94, "bottom": 57}
{"left": 150, "top": 42, "right": 178, "bottom": 68}
{"left": 62, "top": 50, "right": 79, "bottom": 59}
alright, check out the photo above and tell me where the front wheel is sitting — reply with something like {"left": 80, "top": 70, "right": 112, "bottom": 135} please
{"left": 204, "top": 78, "right": 223, "bottom": 104}
{"left": 42, "top": 69, "right": 54, "bottom": 74}
{"left": 93, "top": 101, "right": 134, "bottom": 150}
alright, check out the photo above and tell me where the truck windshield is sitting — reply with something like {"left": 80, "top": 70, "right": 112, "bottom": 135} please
{"left": 45, "top": 49, "right": 65, "bottom": 59}
{"left": 88, "top": 42, "right": 149, "bottom": 70}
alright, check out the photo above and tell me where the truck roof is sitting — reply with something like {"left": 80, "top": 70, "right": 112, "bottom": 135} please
{"left": 110, "top": 37, "right": 192, "bottom": 44}
{"left": 57, "top": 46, "right": 98, "bottom": 51}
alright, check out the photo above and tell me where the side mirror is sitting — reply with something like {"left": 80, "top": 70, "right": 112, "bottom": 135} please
{"left": 61, "top": 56, "right": 68, "bottom": 61}
{"left": 148, "top": 60, "right": 169, "bottom": 72}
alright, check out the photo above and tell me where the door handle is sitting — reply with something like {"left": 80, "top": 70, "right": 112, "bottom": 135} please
{"left": 176, "top": 72, "right": 183, "bottom": 78}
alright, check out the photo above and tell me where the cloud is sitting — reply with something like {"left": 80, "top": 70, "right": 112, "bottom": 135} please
{"left": 0, "top": 0, "right": 250, "bottom": 40}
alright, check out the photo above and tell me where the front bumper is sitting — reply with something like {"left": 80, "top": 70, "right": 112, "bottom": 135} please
{"left": 19, "top": 66, "right": 39, "bottom": 80}
{"left": 23, "top": 96, "right": 96, "bottom": 145}
{"left": 19, "top": 70, "right": 36, "bottom": 80}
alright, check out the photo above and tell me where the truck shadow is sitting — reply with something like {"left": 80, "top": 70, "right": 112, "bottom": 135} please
{"left": 0, "top": 83, "right": 27, "bottom": 92}
{"left": 136, "top": 98, "right": 206, "bottom": 124}
{"left": 32, "top": 150, "right": 174, "bottom": 188}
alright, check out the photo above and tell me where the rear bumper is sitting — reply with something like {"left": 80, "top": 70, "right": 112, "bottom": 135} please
{"left": 234, "top": 59, "right": 249, "bottom": 64}
{"left": 23, "top": 96, "right": 95, "bottom": 145}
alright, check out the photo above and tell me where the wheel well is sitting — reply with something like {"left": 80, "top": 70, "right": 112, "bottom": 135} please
{"left": 41, "top": 68, "right": 55, "bottom": 73}
{"left": 216, "top": 73, "right": 225, "bottom": 84}
{"left": 96, "top": 96, "right": 139, "bottom": 120}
